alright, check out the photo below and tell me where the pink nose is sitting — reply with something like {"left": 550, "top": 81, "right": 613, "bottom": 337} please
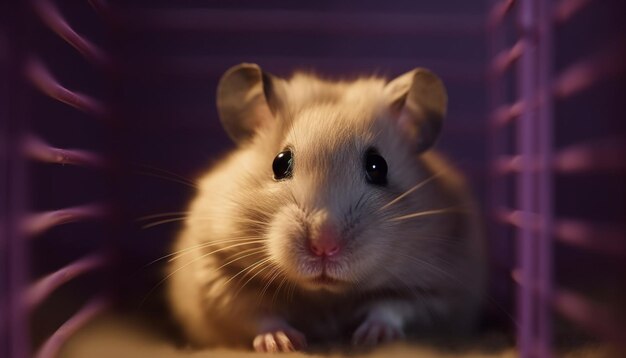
{"left": 309, "top": 225, "right": 341, "bottom": 257}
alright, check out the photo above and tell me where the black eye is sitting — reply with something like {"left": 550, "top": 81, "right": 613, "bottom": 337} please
{"left": 272, "top": 150, "right": 294, "bottom": 180}
{"left": 364, "top": 149, "right": 388, "bottom": 186}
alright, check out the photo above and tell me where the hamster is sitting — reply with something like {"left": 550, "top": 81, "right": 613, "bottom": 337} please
{"left": 167, "top": 63, "right": 486, "bottom": 352}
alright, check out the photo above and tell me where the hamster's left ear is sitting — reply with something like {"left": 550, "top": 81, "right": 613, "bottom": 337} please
{"left": 384, "top": 68, "right": 447, "bottom": 152}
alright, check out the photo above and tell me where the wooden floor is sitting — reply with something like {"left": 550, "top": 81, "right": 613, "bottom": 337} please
{"left": 59, "top": 314, "right": 614, "bottom": 358}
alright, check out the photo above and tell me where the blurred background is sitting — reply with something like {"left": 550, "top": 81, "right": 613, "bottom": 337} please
{"left": 1, "top": 0, "right": 625, "bottom": 357}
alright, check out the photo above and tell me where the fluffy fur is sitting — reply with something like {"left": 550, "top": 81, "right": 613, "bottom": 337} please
{"left": 167, "top": 68, "right": 486, "bottom": 352}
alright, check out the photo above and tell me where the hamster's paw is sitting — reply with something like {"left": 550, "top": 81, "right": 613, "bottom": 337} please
{"left": 253, "top": 328, "right": 307, "bottom": 353}
{"left": 352, "top": 318, "right": 405, "bottom": 347}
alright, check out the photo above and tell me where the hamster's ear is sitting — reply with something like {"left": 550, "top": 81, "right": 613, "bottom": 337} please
{"left": 384, "top": 68, "right": 447, "bottom": 152}
{"left": 216, "top": 63, "right": 282, "bottom": 145}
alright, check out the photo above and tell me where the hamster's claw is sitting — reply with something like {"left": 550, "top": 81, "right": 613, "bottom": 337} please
{"left": 253, "top": 329, "right": 307, "bottom": 353}
{"left": 352, "top": 319, "right": 405, "bottom": 347}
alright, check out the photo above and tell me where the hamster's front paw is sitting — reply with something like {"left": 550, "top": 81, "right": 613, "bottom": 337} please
{"left": 352, "top": 318, "right": 405, "bottom": 347}
{"left": 253, "top": 328, "right": 307, "bottom": 353}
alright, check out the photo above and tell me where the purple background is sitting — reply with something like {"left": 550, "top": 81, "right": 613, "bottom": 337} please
{"left": 1, "top": 0, "right": 625, "bottom": 356}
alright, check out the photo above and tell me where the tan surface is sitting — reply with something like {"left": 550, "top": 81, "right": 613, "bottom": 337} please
{"left": 59, "top": 314, "right": 614, "bottom": 358}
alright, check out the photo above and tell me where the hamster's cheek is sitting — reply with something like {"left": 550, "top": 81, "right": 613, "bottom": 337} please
{"left": 266, "top": 204, "right": 308, "bottom": 276}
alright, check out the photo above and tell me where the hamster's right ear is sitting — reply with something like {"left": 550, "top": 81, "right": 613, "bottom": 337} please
{"left": 384, "top": 68, "right": 447, "bottom": 153}
{"left": 216, "top": 63, "right": 282, "bottom": 145}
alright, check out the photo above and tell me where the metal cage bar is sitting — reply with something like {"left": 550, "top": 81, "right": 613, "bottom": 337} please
{"left": 26, "top": 255, "right": 108, "bottom": 309}
{"left": 552, "top": 289, "right": 626, "bottom": 347}
{"left": 23, "top": 203, "right": 107, "bottom": 238}
{"left": 22, "top": 136, "right": 106, "bottom": 169}
{"left": 24, "top": 59, "right": 107, "bottom": 117}
{"left": 487, "top": 0, "right": 557, "bottom": 356}
{"left": 2, "top": 0, "right": 623, "bottom": 357}
{"left": 515, "top": 1, "right": 539, "bottom": 356}
{"left": 34, "top": 298, "right": 110, "bottom": 358}
{"left": 17, "top": 0, "right": 114, "bottom": 357}
{"left": 31, "top": 0, "right": 110, "bottom": 68}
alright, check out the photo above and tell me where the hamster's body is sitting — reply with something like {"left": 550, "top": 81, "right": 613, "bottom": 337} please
{"left": 167, "top": 65, "right": 485, "bottom": 352}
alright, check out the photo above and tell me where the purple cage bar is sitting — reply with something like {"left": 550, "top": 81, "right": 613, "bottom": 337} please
{"left": 2, "top": 0, "right": 113, "bottom": 357}
{"left": 1, "top": 0, "right": 625, "bottom": 357}
{"left": 488, "top": 0, "right": 626, "bottom": 356}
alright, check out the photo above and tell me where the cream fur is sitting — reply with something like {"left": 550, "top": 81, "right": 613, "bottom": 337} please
{"left": 167, "top": 69, "right": 486, "bottom": 351}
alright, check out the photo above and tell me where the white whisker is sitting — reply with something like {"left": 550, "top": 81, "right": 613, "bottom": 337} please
{"left": 378, "top": 173, "right": 443, "bottom": 212}
{"left": 225, "top": 257, "right": 273, "bottom": 287}
{"left": 215, "top": 248, "right": 268, "bottom": 272}
{"left": 142, "top": 237, "right": 262, "bottom": 268}
{"left": 141, "top": 217, "right": 188, "bottom": 229}
{"left": 259, "top": 267, "right": 283, "bottom": 304}
{"left": 230, "top": 259, "right": 275, "bottom": 300}
{"left": 387, "top": 207, "right": 460, "bottom": 222}
{"left": 136, "top": 211, "right": 191, "bottom": 221}
{"left": 140, "top": 240, "right": 267, "bottom": 307}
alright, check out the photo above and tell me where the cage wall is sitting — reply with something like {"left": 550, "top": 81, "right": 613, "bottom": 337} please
{"left": 1, "top": 0, "right": 625, "bottom": 357}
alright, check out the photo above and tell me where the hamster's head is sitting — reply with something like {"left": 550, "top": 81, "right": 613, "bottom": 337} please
{"left": 216, "top": 64, "right": 448, "bottom": 293}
